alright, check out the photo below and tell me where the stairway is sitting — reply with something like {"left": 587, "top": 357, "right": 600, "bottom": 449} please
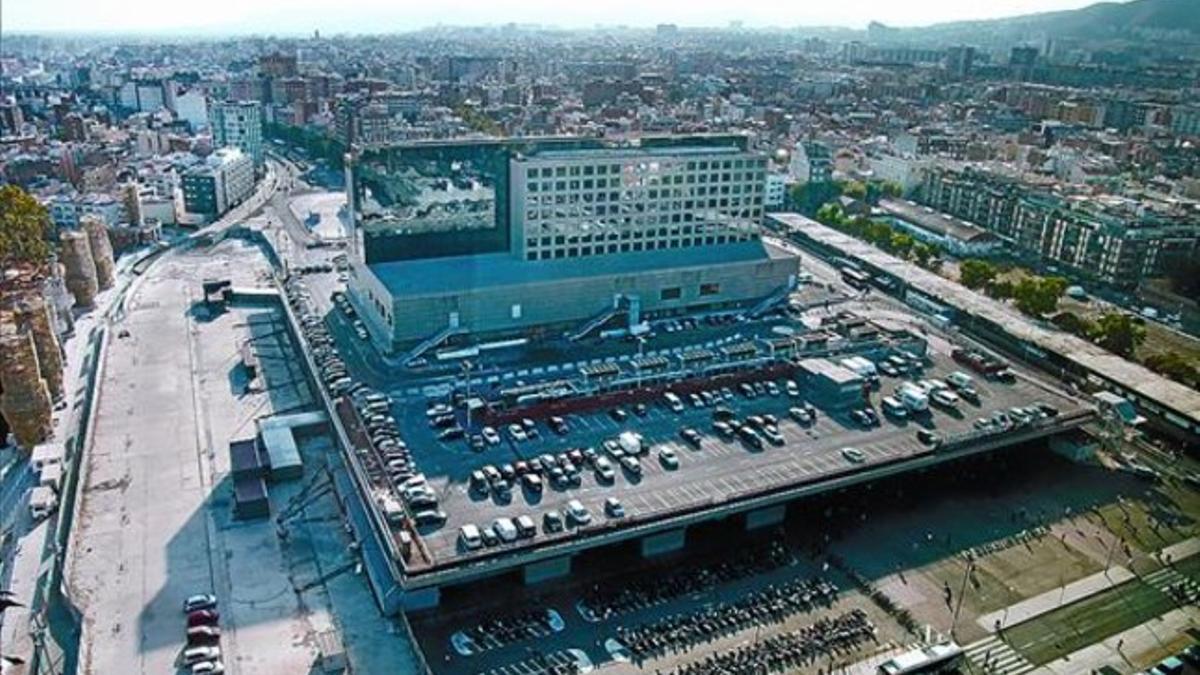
{"left": 742, "top": 284, "right": 793, "bottom": 319}
{"left": 404, "top": 324, "right": 467, "bottom": 364}
{"left": 567, "top": 304, "right": 623, "bottom": 342}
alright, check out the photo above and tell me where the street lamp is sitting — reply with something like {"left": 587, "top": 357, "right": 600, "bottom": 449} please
{"left": 462, "top": 359, "right": 473, "bottom": 429}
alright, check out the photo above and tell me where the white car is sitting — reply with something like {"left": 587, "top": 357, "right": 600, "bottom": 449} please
{"left": 183, "top": 594, "right": 217, "bottom": 613}
{"left": 183, "top": 645, "right": 221, "bottom": 665}
{"left": 785, "top": 380, "right": 801, "bottom": 398}
{"left": 658, "top": 448, "right": 679, "bottom": 470}
{"left": 507, "top": 424, "right": 528, "bottom": 442}
{"left": 481, "top": 426, "right": 502, "bottom": 445}
{"left": 459, "top": 524, "right": 483, "bottom": 550}
{"left": 931, "top": 389, "right": 960, "bottom": 408}
{"left": 192, "top": 660, "right": 225, "bottom": 674}
{"left": 841, "top": 447, "right": 866, "bottom": 464}
{"left": 566, "top": 499, "right": 592, "bottom": 525}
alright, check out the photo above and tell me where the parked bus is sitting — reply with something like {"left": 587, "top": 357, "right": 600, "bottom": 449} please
{"left": 877, "top": 643, "right": 964, "bottom": 675}
{"left": 841, "top": 267, "right": 872, "bottom": 289}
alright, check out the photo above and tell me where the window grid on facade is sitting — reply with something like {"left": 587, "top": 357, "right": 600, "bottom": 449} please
{"left": 515, "top": 150, "right": 766, "bottom": 262}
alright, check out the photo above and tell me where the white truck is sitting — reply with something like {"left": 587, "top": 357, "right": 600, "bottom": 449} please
{"left": 896, "top": 382, "right": 929, "bottom": 413}
{"left": 839, "top": 356, "right": 878, "bottom": 380}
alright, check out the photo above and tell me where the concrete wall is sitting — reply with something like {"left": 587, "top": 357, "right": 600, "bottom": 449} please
{"left": 358, "top": 254, "right": 796, "bottom": 348}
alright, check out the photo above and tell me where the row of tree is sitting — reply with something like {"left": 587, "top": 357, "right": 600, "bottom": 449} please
{"left": 813, "top": 203, "right": 942, "bottom": 270}
{"left": 263, "top": 122, "right": 345, "bottom": 169}
{"left": 958, "top": 258, "right": 1072, "bottom": 318}
{"left": 788, "top": 179, "right": 902, "bottom": 216}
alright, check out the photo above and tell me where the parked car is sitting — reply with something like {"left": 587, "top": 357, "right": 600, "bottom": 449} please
{"left": 566, "top": 499, "right": 592, "bottom": 525}
{"left": 788, "top": 407, "right": 813, "bottom": 425}
{"left": 183, "top": 646, "right": 221, "bottom": 666}
{"left": 917, "top": 429, "right": 941, "bottom": 446}
{"left": 459, "top": 524, "right": 483, "bottom": 550}
{"left": 186, "top": 610, "right": 219, "bottom": 627}
{"left": 543, "top": 511, "right": 564, "bottom": 533}
{"left": 183, "top": 594, "right": 217, "bottom": 613}
{"left": 604, "top": 497, "right": 626, "bottom": 518}
{"left": 841, "top": 447, "right": 866, "bottom": 464}
{"left": 515, "top": 515, "right": 537, "bottom": 538}
{"left": 521, "top": 473, "right": 543, "bottom": 492}
{"left": 508, "top": 424, "right": 528, "bottom": 442}
{"left": 594, "top": 457, "right": 616, "bottom": 482}
{"left": 658, "top": 447, "right": 680, "bottom": 470}
{"left": 187, "top": 625, "right": 221, "bottom": 645}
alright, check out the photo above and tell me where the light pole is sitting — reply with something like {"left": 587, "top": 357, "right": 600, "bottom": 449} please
{"left": 635, "top": 336, "right": 646, "bottom": 389}
{"left": 462, "top": 359, "right": 473, "bottom": 430}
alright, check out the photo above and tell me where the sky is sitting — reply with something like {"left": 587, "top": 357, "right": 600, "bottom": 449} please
{"left": 4, "top": 0, "right": 1109, "bottom": 35}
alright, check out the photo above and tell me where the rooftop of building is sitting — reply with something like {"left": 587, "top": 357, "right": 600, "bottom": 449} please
{"left": 523, "top": 144, "right": 747, "bottom": 161}
{"left": 367, "top": 240, "right": 794, "bottom": 298}
{"left": 878, "top": 198, "right": 1001, "bottom": 244}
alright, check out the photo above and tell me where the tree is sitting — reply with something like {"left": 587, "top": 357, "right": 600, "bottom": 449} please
{"left": 1013, "top": 276, "right": 1066, "bottom": 317}
{"left": 959, "top": 259, "right": 998, "bottom": 290}
{"left": 815, "top": 203, "right": 844, "bottom": 227}
{"left": 1089, "top": 312, "right": 1146, "bottom": 358}
{"left": 790, "top": 181, "right": 841, "bottom": 215}
{"left": 841, "top": 180, "right": 868, "bottom": 200}
{"left": 987, "top": 279, "right": 1015, "bottom": 301}
{"left": 890, "top": 232, "right": 915, "bottom": 258}
{"left": 0, "top": 185, "right": 54, "bottom": 274}
{"left": 864, "top": 221, "right": 894, "bottom": 248}
{"left": 1143, "top": 351, "right": 1199, "bottom": 387}
{"left": 845, "top": 215, "right": 872, "bottom": 237}
{"left": 912, "top": 243, "right": 933, "bottom": 267}
{"left": 925, "top": 244, "right": 944, "bottom": 271}
{"left": 881, "top": 180, "right": 903, "bottom": 198}
{"left": 1050, "top": 311, "right": 1095, "bottom": 337}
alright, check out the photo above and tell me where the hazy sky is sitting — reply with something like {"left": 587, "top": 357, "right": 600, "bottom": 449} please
{"left": 5, "top": 0, "right": 1108, "bottom": 35}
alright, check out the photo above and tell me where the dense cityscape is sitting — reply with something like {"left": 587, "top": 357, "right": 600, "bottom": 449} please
{"left": 1, "top": 1, "right": 1199, "bottom": 674}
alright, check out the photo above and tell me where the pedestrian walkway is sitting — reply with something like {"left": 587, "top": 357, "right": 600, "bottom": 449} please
{"left": 976, "top": 566, "right": 1134, "bottom": 631}
{"left": 1031, "top": 607, "right": 1200, "bottom": 674}
{"left": 964, "top": 635, "right": 1036, "bottom": 675}
{"left": 1143, "top": 566, "right": 1200, "bottom": 601}
{"left": 1159, "top": 537, "right": 1200, "bottom": 562}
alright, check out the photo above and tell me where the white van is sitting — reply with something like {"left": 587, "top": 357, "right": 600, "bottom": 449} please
{"left": 897, "top": 383, "right": 929, "bottom": 412}
{"left": 31, "top": 444, "right": 63, "bottom": 472}
{"left": 493, "top": 518, "right": 519, "bottom": 543}
{"left": 459, "top": 524, "right": 483, "bottom": 550}
{"left": 881, "top": 396, "right": 908, "bottom": 419}
{"left": 30, "top": 486, "right": 58, "bottom": 520}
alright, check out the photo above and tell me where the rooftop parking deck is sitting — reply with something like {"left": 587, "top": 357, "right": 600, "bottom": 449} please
{"left": 380, "top": 333, "right": 1093, "bottom": 581}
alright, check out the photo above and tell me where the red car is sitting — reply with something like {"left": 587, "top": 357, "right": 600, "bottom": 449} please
{"left": 187, "top": 625, "right": 221, "bottom": 644}
{"left": 187, "top": 609, "right": 220, "bottom": 627}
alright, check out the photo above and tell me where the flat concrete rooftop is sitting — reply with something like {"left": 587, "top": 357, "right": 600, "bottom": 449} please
{"left": 390, "top": 341, "right": 1091, "bottom": 585}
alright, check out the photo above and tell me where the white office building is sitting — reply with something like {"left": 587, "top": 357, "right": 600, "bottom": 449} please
{"left": 209, "top": 100, "right": 264, "bottom": 166}
{"left": 508, "top": 145, "right": 766, "bottom": 262}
